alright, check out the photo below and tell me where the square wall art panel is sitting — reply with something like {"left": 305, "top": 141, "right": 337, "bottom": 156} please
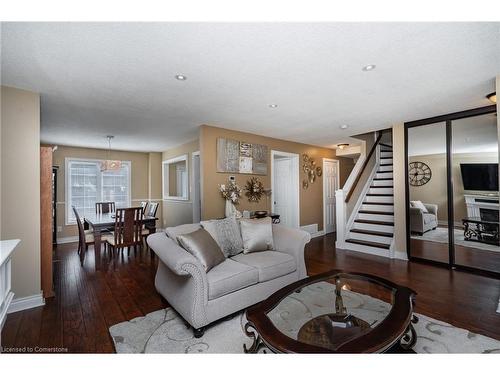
{"left": 217, "top": 137, "right": 268, "bottom": 175}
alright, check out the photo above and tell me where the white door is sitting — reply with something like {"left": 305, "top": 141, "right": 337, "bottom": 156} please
{"left": 273, "top": 158, "right": 293, "bottom": 226}
{"left": 323, "top": 160, "right": 338, "bottom": 234}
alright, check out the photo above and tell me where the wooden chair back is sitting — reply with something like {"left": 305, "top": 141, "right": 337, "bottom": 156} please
{"left": 113, "top": 207, "right": 143, "bottom": 248}
{"left": 96, "top": 202, "right": 115, "bottom": 214}
{"left": 146, "top": 202, "right": 159, "bottom": 218}
{"left": 72, "top": 206, "right": 87, "bottom": 251}
{"left": 140, "top": 201, "right": 148, "bottom": 213}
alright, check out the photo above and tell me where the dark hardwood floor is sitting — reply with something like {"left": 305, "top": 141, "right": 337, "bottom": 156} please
{"left": 2, "top": 233, "right": 500, "bottom": 353}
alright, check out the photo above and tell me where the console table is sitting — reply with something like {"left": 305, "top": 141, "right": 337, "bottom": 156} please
{"left": 0, "top": 239, "right": 20, "bottom": 346}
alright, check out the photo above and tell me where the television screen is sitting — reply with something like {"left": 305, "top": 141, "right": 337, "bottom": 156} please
{"left": 460, "top": 163, "right": 499, "bottom": 191}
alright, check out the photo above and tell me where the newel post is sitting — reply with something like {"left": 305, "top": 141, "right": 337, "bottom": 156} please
{"left": 335, "top": 189, "right": 347, "bottom": 249}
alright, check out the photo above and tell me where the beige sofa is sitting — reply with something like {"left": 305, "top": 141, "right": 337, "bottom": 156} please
{"left": 410, "top": 203, "right": 438, "bottom": 235}
{"left": 147, "top": 223, "right": 310, "bottom": 337}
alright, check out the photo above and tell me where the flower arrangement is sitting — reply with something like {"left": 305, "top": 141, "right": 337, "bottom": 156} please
{"left": 244, "top": 177, "right": 265, "bottom": 202}
{"left": 219, "top": 180, "right": 242, "bottom": 204}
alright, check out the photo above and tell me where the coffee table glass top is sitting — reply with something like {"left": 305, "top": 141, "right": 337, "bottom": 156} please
{"left": 266, "top": 273, "right": 396, "bottom": 351}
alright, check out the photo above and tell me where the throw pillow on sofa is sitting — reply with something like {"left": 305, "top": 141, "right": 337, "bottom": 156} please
{"left": 200, "top": 217, "right": 244, "bottom": 257}
{"left": 240, "top": 217, "right": 274, "bottom": 254}
{"left": 177, "top": 228, "right": 226, "bottom": 272}
{"left": 410, "top": 200, "right": 428, "bottom": 213}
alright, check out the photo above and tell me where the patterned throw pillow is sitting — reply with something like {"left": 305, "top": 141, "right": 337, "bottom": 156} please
{"left": 200, "top": 217, "right": 244, "bottom": 258}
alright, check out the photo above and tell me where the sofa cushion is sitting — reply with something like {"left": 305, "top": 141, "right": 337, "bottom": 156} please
{"left": 165, "top": 223, "right": 201, "bottom": 244}
{"left": 201, "top": 217, "right": 244, "bottom": 258}
{"left": 240, "top": 217, "right": 274, "bottom": 253}
{"left": 423, "top": 213, "right": 437, "bottom": 225}
{"left": 177, "top": 228, "right": 226, "bottom": 273}
{"left": 206, "top": 259, "right": 259, "bottom": 300}
{"left": 231, "top": 251, "right": 296, "bottom": 282}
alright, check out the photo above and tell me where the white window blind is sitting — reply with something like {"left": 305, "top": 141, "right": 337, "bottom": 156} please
{"left": 66, "top": 158, "right": 131, "bottom": 224}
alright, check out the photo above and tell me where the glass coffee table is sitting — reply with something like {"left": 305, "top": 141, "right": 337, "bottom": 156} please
{"left": 244, "top": 270, "right": 417, "bottom": 353}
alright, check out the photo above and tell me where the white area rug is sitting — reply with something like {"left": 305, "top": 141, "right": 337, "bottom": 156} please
{"left": 109, "top": 282, "right": 500, "bottom": 354}
{"left": 412, "top": 227, "right": 500, "bottom": 253}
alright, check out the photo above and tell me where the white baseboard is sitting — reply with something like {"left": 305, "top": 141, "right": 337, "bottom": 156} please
{"left": 8, "top": 293, "right": 45, "bottom": 314}
{"left": 57, "top": 235, "right": 79, "bottom": 244}
{"left": 300, "top": 224, "right": 325, "bottom": 238}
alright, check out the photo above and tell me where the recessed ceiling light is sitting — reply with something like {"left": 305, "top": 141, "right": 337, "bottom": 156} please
{"left": 362, "top": 64, "right": 376, "bottom": 72}
{"left": 269, "top": 104, "right": 278, "bottom": 108}
{"left": 175, "top": 74, "right": 187, "bottom": 81}
{"left": 340, "top": 124, "right": 349, "bottom": 130}
{"left": 337, "top": 143, "right": 350, "bottom": 150}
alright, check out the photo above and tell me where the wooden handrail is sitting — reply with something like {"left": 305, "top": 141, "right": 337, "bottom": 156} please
{"left": 345, "top": 131, "right": 383, "bottom": 203}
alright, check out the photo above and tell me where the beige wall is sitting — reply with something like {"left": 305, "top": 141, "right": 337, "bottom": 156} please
{"left": 199, "top": 125, "right": 352, "bottom": 230}
{"left": 409, "top": 152, "right": 498, "bottom": 223}
{"left": 162, "top": 140, "right": 199, "bottom": 228}
{"left": 1, "top": 86, "right": 42, "bottom": 299}
{"left": 392, "top": 123, "right": 407, "bottom": 259}
{"left": 51, "top": 145, "right": 162, "bottom": 239}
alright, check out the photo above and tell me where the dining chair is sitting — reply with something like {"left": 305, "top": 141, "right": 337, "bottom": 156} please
{"left": 142, "top": 202, "right": 159, "bottom": 251}
{"left": 103, "top": 207, "right": 144, "bottom": 257}
{"left": 73, "top": 206, "right": 94, "bottom": 261}
{"left": 140, "top": 201, "right": 148, "bottom": 214}
{"left": 95, "top": 201, "right": 115, "bottom": 214}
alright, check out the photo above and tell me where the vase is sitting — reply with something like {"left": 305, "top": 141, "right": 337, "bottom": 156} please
{"left": 225, "top": 200, "right": 242, "bottom": 219}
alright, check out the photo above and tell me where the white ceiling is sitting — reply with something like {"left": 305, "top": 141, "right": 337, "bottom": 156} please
{"left": 1, "top": 22, "right": 499, "bottom": 152}
{"left": 408, "top": 113, "right": 498, "bottom": 156}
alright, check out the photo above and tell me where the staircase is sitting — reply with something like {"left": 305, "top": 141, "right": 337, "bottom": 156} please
{"left": 344, "top": 143, "right": 394, "bottom": 255}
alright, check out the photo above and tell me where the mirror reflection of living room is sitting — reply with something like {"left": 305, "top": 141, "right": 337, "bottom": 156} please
{"left": 408, "top": 112, "right": 500, "bottom": 272}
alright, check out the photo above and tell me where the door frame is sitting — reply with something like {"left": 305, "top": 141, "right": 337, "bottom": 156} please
{"left": 323, "top": 158, "right": 340, "bottom": 234}
{"left": 404, "top": 104, "right": 499, "bottom": 279}
{"left": 191, "top": 151, "right": 201, "bottom": 223}
{"left": 270, "top": 150, "right": 300, "bottom": 228}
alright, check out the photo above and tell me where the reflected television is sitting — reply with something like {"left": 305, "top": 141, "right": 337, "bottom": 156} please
{"left": 460, "top": 163, "right": 499, "bottom": 191}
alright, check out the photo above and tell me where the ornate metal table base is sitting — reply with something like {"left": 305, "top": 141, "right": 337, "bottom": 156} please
{"left": 399, "top": 315, "right": 419, "bottom": 350}
{"left": 243, "top": 322, "right": 268, "bottom": 353}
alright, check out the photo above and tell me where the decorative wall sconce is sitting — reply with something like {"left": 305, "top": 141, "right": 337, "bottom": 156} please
{"left": 302, "top": 154, "right": 322, "bottom": 189}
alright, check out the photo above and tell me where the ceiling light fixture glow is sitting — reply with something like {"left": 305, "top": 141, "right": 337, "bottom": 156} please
{"left": 337, "top": 143, "right": 350, "bottom": 150}
{"left": 175, "top": 74, "right": 187, "bottom": 81}
{"left": 362, "top": 64, "right": 376, "bottom": 72}
{"left": 269, "top": 104, "right": 278, "bottom": 108}
{"left": 487, "top": 92, "right": 497, "bottom": 104}
{"left": 340, "top": 124, "right": 349, "bottom": 130}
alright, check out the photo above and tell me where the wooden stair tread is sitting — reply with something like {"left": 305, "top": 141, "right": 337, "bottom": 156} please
{"left": 363, "top": 202, "right": 394, "bottom": 206}
{"left": 373, "top": 178, "right": 393, "bottom": 181}
{"left": 350, "top": 228, "right": 394, "bottom": 238}
{"left": 345, "top": 238, "right": 391, "bottom": 249}
{"left": 354, "top": 219, "right": 394, "bottom": 226}
{"left": 366, "top": 193, "right": 393, "bottom": 196}
{"left": 379, "top": 143, "right": 393, "bottom": 148}
{"left": 370, "top": 185, "right": 393, "bottom": 188}
{"left": 377, "top": 171, "right": 393, "bottom": 174}
{"left": 358, "top": 210, "right": 394, "bottom": 215}
{"left": 380, "top": 156, "right": 393, "bottom": 159}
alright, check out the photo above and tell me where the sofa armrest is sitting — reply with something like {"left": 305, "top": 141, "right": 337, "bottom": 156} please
{"left": 409, "top": 206, "right": 423, "bottom": 217}
{"left": 147, "top": 232, "right": 206, "bottom": 278}
{"left": 272, "top": 224, "right": 310, "bottom": 279}
{"left": 424, "top": 203, "right": 438, "bottom": 216}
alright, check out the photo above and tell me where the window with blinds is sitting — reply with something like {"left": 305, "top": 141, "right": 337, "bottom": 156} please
{"left": 66, "top": 158, "right": 131, "bottom": 224}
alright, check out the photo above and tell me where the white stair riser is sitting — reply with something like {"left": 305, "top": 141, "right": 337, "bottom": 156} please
{"left": 380, "top": 151, "right": 393, "bottom": 158}
{"left": 380, "top": 158, "right": 393, "bottom": 165}
{"left": 369, "top": 187, "right": 393, "bottom": 195}
{"left": 364, "top": 195, "right": 394, "bottom": 203}
{"left": 361, "top": 204, "right": 394, "bottom": 212}
{"left": 378, "top": 165, "right": 393, "bottom": 172}
{"left": 349, "top": 232, "right": 393, "bottom": 245}
{"left": 357, "top": 213, "right": 394, "bottom": 222}
{"left": 353, "top": 222, "right": 394, "bottom": 233}
{"left": 371, "top": 179, "right": 393, "bottom": 187}
{"left": 376, "top": 172, "right": 393, "bottom": 179}
{"left": 341, "top": 242, "right": 390, "bottom": 255}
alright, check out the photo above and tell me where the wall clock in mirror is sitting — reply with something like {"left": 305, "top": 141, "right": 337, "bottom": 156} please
{"left": 408, "top": 161, "right": 432, "bottom": 186}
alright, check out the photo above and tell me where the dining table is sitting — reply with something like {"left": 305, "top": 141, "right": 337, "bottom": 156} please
{"left": 83, "top": 212, "right": 158, "bottom": 269}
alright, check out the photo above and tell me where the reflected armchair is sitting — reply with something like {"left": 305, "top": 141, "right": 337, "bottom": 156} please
{"left": 410, "top": 201, "right": 438, "bottom": 235}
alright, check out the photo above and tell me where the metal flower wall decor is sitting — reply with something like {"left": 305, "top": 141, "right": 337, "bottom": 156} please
{"left": 302, "top": 154, "right": 322, "bottom": 190}
{"left": 244, "top": 177, "right": 265, "bottom": 202}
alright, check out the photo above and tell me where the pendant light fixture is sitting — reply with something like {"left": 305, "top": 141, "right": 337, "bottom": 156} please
{"left": 486, "top": 92, "right": 496, "bottom": 104}
{"left": 100, "top": 135, "right": 122, "bottom": 172}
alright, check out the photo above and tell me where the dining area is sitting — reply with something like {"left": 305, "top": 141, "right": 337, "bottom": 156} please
{"left": 73, "top": 201, "right": 159, "bottom": 269}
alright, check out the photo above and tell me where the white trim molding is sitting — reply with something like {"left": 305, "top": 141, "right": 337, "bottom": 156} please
{"left": 8, "top": 293, "right": 45, "bottom": 314}
{"left": 271, "top": 150, "right": 300, "bottom": 228}
{"left": 300, "top": 224, "right": 324, "bottom": 238}
{"left": 1, "top": 239, "right": 20, "bottom": 334}
{"left": 322, "top": 158, "right": 340, "bottom": 235}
